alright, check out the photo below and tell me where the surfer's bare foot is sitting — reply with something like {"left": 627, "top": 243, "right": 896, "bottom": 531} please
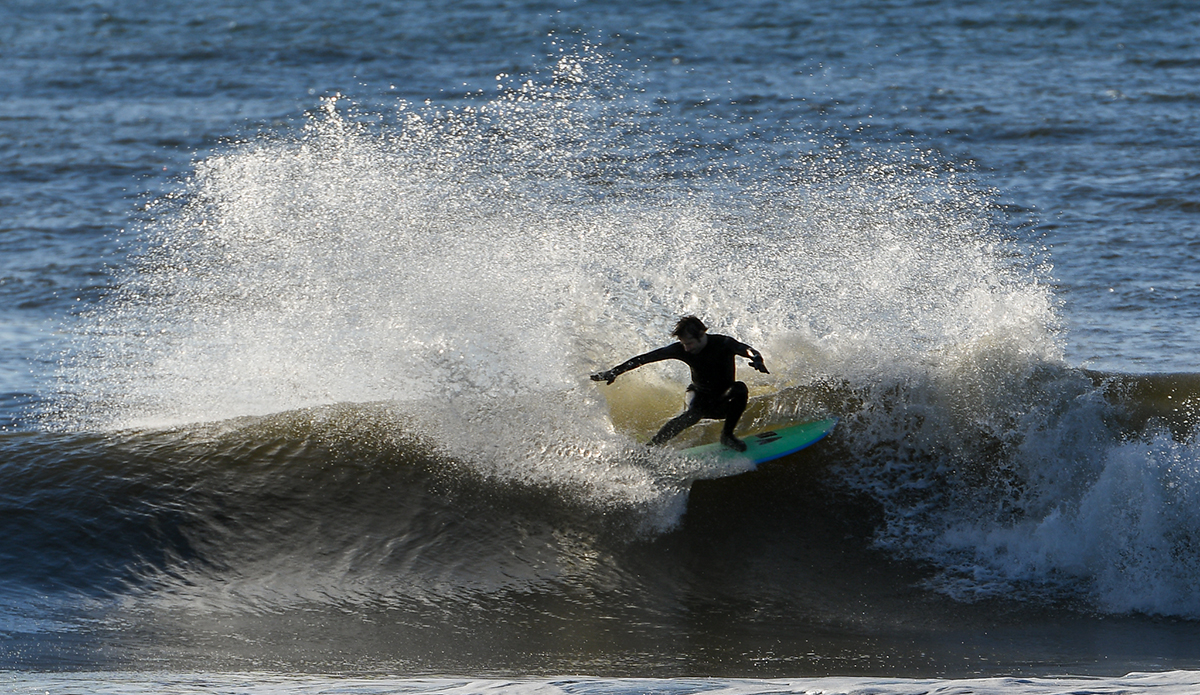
{"left": 721, "top": 433, "right": 747, "bottom": 452}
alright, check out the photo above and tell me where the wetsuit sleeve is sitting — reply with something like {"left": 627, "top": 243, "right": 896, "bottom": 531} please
{"left": 716, "top": 335, "right": 755, "bottom": 358}
{"left": 722, "top": 335, "right": 769, "bottom": 374}
{"left": 607, "top": 344, "right": 680, "bottom": 377}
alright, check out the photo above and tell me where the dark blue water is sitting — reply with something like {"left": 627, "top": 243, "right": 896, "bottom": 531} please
{"left": 5, "top": 1, "right": 1200, "bottom": 692}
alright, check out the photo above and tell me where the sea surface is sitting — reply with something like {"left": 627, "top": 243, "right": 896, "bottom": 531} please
{"left": 5, "top": 0, "right": 1200, "bottom": 693}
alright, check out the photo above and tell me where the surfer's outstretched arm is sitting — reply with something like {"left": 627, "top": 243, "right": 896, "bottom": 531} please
{"left": 590, "top": 345, "right": 677, "bottom": 384}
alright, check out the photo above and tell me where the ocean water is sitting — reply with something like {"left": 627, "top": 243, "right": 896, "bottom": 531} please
{"left": 5, "top": 0, "right": 1200, "bottom": 693}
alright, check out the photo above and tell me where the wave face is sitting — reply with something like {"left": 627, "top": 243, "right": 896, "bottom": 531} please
{"left": 20, "top": 47, "right": 1200, "bottom": 674}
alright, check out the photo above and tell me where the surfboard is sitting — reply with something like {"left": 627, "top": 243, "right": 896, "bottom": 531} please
{"left": 680, "top": 417, "right": 838, "bottom": 466}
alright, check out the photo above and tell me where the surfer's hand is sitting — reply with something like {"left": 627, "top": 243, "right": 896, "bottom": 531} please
{"left": 749, "top": 355, "right": 769, "bottom": 374}
{"left": 591, "top": 370, "right": 617, "bottom": 384}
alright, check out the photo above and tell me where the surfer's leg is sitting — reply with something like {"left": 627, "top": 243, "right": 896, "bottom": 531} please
{"left": 649, "top": 387, "right": 704, "bottom": 446}
{"left": 718, "top": 382, "right": 749, "bottom": 451}
{"left": 649, "top": 409, "right": 702, "bottom": 445}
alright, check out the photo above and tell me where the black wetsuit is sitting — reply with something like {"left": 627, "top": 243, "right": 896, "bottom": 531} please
{"left": 605, "top": 334, "right": 756, "bottom": 446}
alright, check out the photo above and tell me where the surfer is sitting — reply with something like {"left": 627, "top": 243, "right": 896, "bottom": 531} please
{"left": 591, "top": 315, "right": 769, "bottom": 451}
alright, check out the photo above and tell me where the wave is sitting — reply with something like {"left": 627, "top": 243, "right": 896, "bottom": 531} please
{"left": 830, "top": 364, "right": 1200, "bottom": 617}
{"left": 25, "top": 47, "right": 1200, "bottom": 621}
{"left": 4, "top": 403, "right": 663, "bottom": 603}
{"left": 9, "top": 365, "right": 1200, "bottom": 620}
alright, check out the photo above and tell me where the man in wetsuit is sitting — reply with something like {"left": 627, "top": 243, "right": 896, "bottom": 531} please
{"left": 591, "top": 315, "right": 769, "bottom": 451}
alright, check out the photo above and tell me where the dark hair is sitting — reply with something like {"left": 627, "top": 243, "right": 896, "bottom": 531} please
{"left": 671, "top": 315, "right": 707, "bottom": 338}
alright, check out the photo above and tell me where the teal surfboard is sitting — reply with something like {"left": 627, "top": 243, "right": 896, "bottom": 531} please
{"left": 681, "top": 417, "right": 837, "bottom": 466}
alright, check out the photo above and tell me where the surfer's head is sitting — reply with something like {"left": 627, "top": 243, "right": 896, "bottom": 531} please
{"left": 672, "top": 315, "right": 708, "bottom": 354}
